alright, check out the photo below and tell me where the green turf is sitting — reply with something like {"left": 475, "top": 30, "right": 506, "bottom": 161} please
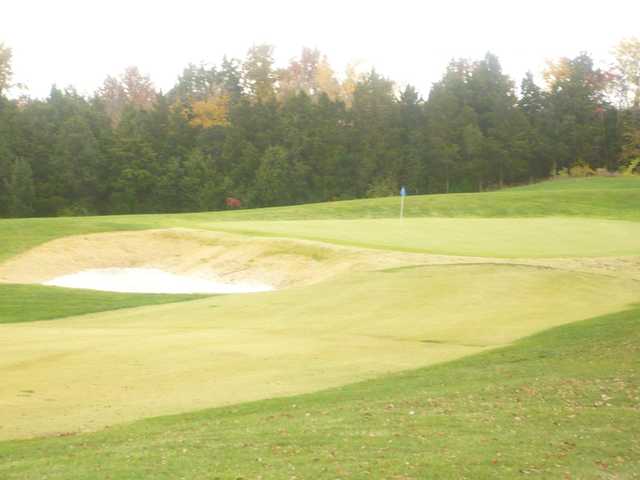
{"left": 1, "top": 305, "right": 638, "bottom": 479}
{"left": 0, "top": 284, "right": 207, "bottom": 324}
{"left": 199, "top": 217, "right": 640, "bottom": 257}
{"left": 509, "top": 175, "right": 640, "bottom": 191}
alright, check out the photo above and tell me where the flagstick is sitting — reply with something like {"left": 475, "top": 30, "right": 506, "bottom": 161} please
{"left": 400, "top": 193, "right": 405, "bottom": 219}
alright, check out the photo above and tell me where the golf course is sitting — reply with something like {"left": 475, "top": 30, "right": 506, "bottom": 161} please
{"left": 0, "top": 176, "right": 639, "bottom": 478}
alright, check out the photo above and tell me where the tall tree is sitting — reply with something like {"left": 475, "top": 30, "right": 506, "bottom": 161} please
{"left": 0, "top": 43, "right": 12, "bottom": 95}
{"left": 8, "top": 158, "right": 35, "bottom": 217}
{"left": 350, "top": 70, "right": 399, "bottom": 195}
{"left": 544, "top": 53, "right": 612, "bottom": 171}
{"left": 242, "top": 45, "right": 276, "bottom": 103}
{"left": 613, "top": 37, "right": 640, "bottom": 108}
{"left": 613, "top": 38, "right": 640, "bottom": 170}
{"left": 252, "top": 146, "right": 303, "bottom": 206}
{"left": 121, "top": 66, "right": 157, "bottom": 110}
{"left": 426, "top": 59, "right": 472, "bottom": 192}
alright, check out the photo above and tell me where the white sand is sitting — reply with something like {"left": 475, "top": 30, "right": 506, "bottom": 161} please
{"left": 43, "top": 268, "right": 274, "bottom": 294}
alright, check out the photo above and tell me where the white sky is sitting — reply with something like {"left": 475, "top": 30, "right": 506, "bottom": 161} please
{"left": 2, "top": 0, "right": 639, "bottom": 99}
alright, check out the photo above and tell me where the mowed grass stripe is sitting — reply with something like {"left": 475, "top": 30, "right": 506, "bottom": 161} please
{"left": 0, "top": 284, "right": 208, "bottom": 324}
{"left": 1, "top": 305, "right": 638, "bottom": 479}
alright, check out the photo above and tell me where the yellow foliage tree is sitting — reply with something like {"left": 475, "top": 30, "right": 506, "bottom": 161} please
{"left": 543, "top": 58, "right": 572, "bottom": 88}
{"left": 0, "top": 43, "right": 12, "bottom": 95}
{"left": 614, "top": 37, "right": 640, "bottom": 108}
{"left": 315, "top": 56, "right": 340, "bottom": 101}
{"left": 187, "top": 95, "right": 230, "bottom": 128}
{"left": 340, "top": 62, "right": 363, "bottom": 108}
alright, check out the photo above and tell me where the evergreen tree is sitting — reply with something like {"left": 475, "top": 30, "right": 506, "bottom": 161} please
{"left": 253, "top": 146, "right": 305, "bottom": 206}
{"left": 8, "top": 158, "right": 35, "bottom": 217}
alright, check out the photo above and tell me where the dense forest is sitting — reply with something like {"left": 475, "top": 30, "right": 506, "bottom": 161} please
{"left": 0, "top": 41, "right": 639, "bottom": 217}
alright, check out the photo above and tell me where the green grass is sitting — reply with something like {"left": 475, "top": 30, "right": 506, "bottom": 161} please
{"left": 170, "top": 176, "right": 640, "bottom": 222}
{"left": 510, "top": 175, "right": 640, "bottom": 191}
{"left": 1, "top": 305, "right": 638, "bottom": 479}
{"left": 0, "top": 177, "right": 639, "bottom": 263}
{"left": 199, "top": 217, "right": 640, "bottom": 257}
{"left": 0, "top": 284, "right": 208, "bottom": 325}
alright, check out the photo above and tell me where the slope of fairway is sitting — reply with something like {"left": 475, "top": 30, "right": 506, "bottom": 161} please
{"left": 1, "top": 264, "right": 638, "bottom": 440}
{"left": 1, "top": 305, "right": 638, "bottom": 479}
{"left": 0, "top": 177, "right": 638, "bottom": 264}
{"left": 0, "top": 284, "right": 207, "bottom": 325}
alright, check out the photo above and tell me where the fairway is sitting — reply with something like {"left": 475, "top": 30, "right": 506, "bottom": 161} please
{"left": 1, "top": 264, "right": 639, "bottom": 439}
{"left": 3, "top": 306, "right": 638, "bottom": 479}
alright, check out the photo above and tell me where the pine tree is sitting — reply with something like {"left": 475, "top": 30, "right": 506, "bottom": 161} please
{"left": 8, "top": 158, "right": 35, "bottom": 217}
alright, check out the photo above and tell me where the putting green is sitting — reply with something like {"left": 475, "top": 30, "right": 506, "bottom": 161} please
{"left": 197, "top": 217, "right": 640, "bottom": 257}
{"left": 1, "top": 264, "right": 637, "bottom": 439}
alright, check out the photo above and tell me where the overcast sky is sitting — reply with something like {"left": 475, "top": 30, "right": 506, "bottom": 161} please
{"left": 2, "top": 0, "right": 639, "bottom": 99}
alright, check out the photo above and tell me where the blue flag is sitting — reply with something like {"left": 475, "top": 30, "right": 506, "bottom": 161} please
{"left": 400, "top": 186, "right": 406, "bottom": 197}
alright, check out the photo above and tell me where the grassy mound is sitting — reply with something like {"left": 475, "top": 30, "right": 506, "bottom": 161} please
{"left": 2, "top": 305, "right": 638, "bottom": 479}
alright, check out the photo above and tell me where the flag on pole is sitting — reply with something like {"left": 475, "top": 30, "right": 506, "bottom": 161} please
{"left": 400, "top": 186, "right": 406, "bottom": 219}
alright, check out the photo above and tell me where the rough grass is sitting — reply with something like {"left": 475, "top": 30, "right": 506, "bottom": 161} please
{"left": 0, "top": 284, "right": 207, "bottom": 325}
{"left": 1, "top": 264, "right": 637, "bottom": 440}
{"left": 1, "top": 305, "right": 638, "bottom": 479}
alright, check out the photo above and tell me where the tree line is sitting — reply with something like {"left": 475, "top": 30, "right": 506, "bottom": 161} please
{"left": 0, "top": 41, "right": 639, "bottom": 217}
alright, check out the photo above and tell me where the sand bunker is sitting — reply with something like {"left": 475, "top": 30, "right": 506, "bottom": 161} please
{"left": 0, "top": 228, "right": 452, "bottom": 290}
{"left": 44, "top": 267, "right": 273, "bottom": 294}
{"left": 3, "top": 228, "right": 635, "bottom": 292}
